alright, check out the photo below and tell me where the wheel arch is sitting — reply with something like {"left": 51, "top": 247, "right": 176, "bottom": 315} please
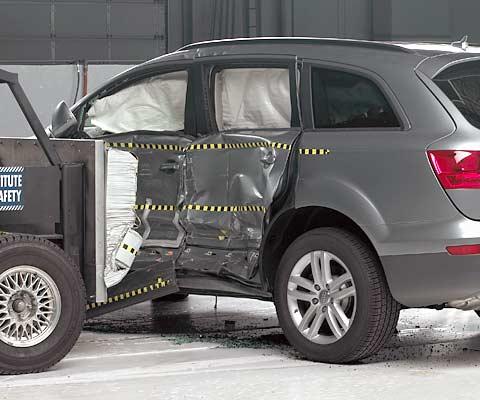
{"left": 261, "top": 206, "right": 381, "bottom": 292}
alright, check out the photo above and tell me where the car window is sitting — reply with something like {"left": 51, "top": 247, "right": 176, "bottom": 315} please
{"left": 434, "top": 61, "right": 480, "bottom": 130}
{"left": 85, "top": 70, "right": 188, "bottom": 135}
{"left": 311, "top": 67, "right": 400, "bottom": 129}
{"left": 214, "top": 67, "right": 292, "bottom": 131}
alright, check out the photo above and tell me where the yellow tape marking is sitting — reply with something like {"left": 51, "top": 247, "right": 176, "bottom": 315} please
{"left": 181, "top": 204, "right": 266, "bottom": 213}
{"left": 299, "top": 148, "right": 331, "bottom": 156}
{"left": 108, "top": 141, "right": 297, "bottom": 152}
{"left": 86, "top": 277, "right": 171, "bottom": 311}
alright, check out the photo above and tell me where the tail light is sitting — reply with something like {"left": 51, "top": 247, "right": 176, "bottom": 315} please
{"left": 427, "top": 150, "right": 480, "bottom": 189}
{"left": 446, "top": 244, "right": 480, "bottom": 256}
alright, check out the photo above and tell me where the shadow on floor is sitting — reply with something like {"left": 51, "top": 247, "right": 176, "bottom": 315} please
{"left": 84, "top": 296, "right": 480, "bottom": 365}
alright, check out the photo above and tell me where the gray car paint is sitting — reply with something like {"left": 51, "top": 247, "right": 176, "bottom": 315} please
{"left": 182, "top": 129, "right": 301, "bottom": 250}
{"left": 72, "top": 38, "right": 480, "bottom": 308}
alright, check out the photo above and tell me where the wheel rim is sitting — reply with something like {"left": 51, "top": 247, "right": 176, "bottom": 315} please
{"left": 287, "top": 251, "right": 356, "bottom": 345}
{"left": 0, "top": 266, "right": 61, "bottom": 347}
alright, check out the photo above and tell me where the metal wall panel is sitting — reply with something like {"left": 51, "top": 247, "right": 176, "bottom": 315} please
{"left": 0, "top": 4, "right": 51, "bottom": 37}
{"left": 3, "top": 0, "right": 480, "bottom": 63}
{"left": 391, "top": 0, "right": 451, "bottom": 40}
{"left": 345, "top": 0, "right": 372, "bottom": 40}
{"left": 293, "top": 0, "right": 341, "bottom": 38}
{"left": 451, "top": 0, "right": 480, "bottom": 43}
{"left": 0, "top": 0, "right": 167, "bottom": 63}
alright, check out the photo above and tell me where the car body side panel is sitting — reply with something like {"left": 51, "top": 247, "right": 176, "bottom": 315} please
{"left": 381, "top": 251, "right": 480, "bottom": 307}
{"left": 70, "top": 42, "right": 480, "bottom": 306}
{"left": 180, "top": 129, "right": 301, "bottom": 250}
{"left": 176, "top": 130, "right": 300, "bottom": 294}
{"left": 294, "top": 130, "right": 480, "bottom": 306}
{"left": 293, "top": 61, "right": 474, "bottom": 307}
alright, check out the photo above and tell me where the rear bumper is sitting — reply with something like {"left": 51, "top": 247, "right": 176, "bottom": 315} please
{"left": 371, "top": 216, "right": 480, "bottom": 307}
{"left": 381, "top": 252, "right": 480, "bottom": 307}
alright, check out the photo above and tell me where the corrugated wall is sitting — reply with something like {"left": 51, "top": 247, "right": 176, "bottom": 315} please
{"left": 1, "top": 0, "right": 480, "bottom": 63}
{"left": 0, "top": 0, "right": 167, "bottom": 63}
{"left": 168, "top": 0, "right": 480, "bottom": 52}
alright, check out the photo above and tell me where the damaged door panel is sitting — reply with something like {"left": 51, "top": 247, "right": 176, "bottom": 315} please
{"left": 181, "top": 130, "right": 301, "bottom": 249}
{"left": 82, "top": 68, "right": 193, "bottom": 248}
{"left": 103, "top": 132, "right": 193, "bottom": 247}
{"left": 177, "top": 58, "right": 302, "bottom": 291}
{"left": 73, "top": 66, "right": 195, "bottom": 294}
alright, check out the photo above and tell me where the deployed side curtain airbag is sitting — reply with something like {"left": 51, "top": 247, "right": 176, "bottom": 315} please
{"left": 215, "top": 68, "right": 292, "bottom": 130}
{"left": 104, "top": 149, "right": 139, "bottom": 288}
{"left": 89, "top": 71, "right": 188, "bottom": 133}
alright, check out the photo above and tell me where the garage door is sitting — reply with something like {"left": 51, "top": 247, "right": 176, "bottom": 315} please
{"left": 0, "top": 0, "right": 167, "bottom": 63}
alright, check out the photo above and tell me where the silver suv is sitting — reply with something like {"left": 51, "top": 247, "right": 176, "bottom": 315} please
{"left": 9, "top": 37, "right": 480, "bottom": 371}
{"left": 73, "top": 38, "right": 480, "bottom": 363}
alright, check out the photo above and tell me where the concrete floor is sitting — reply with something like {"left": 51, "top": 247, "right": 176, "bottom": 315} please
{"left": 2, "top": 296, "right": 480, "bottom": 399}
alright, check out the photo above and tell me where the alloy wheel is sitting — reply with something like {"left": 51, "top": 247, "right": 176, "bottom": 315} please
{"left": 287, "top": 251, "right": 356, "bottom": 344}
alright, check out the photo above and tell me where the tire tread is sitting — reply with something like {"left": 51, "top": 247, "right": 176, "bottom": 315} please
{"left": 275, "top": 227, "right": 400, "bottom": 363}
{"left": 0, "top": 234, "right": 85, "bottom": 375}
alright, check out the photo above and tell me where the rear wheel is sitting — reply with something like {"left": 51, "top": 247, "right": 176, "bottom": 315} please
{"left": 274, "top": 228, "right": 400, "bottom": 363}
{"left": 0, "top": 235, "right": 85, "bottom": 374}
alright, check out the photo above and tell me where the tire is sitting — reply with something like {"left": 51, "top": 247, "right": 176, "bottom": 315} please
{"left": 0, "top": 235, "right": 85, "bottom": 374}
{"left": 274, "top": 228, "right": 400, "bottom": 363}
{"left": 152, "top": 293, "right": 189, "bottom": 302}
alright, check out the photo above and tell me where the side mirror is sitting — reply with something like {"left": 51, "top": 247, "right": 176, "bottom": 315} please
{"left": 51, "top": 101, "right": 77, "bottom": 138}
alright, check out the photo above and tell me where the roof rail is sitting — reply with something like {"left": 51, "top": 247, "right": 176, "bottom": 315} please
{"left": 179, "top": 37, "right": 414, "bottom": 54}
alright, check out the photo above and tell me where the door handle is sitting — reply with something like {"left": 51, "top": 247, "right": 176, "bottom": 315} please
{"left": 159, "top": 161, "right": 180, "bottom": 174}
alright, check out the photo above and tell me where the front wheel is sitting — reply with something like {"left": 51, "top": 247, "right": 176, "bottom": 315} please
{"left": 274, "top": 228, "right": 400, "bottom": 363}
{"left": 0, "top": 235, "right": 85, "bottom": 374}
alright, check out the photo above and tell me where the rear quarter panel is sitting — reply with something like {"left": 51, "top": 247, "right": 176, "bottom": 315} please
{"left": 295, "top": 64, "right": 457, "bottom": 257}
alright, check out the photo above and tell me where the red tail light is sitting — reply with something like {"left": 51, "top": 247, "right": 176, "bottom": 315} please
{"left": 446, "top": 244, "right": 480, "bottom": 255}
{"left": 428, "top": 150, "right": 480, "bottom": 189}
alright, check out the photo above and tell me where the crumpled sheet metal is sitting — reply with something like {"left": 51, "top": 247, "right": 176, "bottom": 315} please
{"left": 176, "top": 246, "right": 261, "bottom": 286}
{"left": 104, "top": 132, "right": 192, "bottom": 242}
{"left": 103, "top": 128, "right": 301, "bottom": 288}
{"left": 182, "top": 129, "right": 301, "bottom": 249}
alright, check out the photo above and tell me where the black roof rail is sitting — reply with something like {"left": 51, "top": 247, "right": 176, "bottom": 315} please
{"left": 179, "top": 37, "right": 414, "bottom": 54}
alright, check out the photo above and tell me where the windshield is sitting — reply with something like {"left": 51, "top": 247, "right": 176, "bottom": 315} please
{"left": 434, "top": 61, "right": 480, "bottom": 130}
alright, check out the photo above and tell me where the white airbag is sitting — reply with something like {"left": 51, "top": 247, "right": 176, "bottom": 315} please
{"left": 104, "top": 149, "right": 138, "bottom": 288}
{"left": 215, "top": 68, "right": 291, "bottom": 130}
{"left": 89, "top": 71, "right": 188, "bottom": 134}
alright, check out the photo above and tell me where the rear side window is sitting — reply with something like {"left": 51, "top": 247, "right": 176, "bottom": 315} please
{"left": 434, "top": 61, "right": 480, "bottom": 130}
{"left": 214, "top": 68, "right": 292, "bottom": 131}
{"left": 311, "top": 68, "right": 400, "bottom": 129}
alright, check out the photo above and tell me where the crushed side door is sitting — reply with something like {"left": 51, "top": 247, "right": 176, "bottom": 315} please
{"left": 176, "top": 57, "right": 302, "bottom": 293}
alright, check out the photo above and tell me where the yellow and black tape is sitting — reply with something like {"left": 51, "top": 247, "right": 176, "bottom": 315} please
{"left": 135, "top": 204, "right": 176, "bottom": 212}
{"left": 298, "top": 148, "right": 331, "bottom": 156}
{"left": 182, "top": 204, "right": 266, "bottom": 213}
{"left": 108, "top": 141, "right": 330, "bottom": 156}
{"left": 107, "top": 142, "right": 184, "bottom": 152}
{"left": 86, "top": 277, "right": 171, "bottom": 311}
{"left": 122, "top": 243, "right": 138, "bottom": 256}
{"left": 133, "top": 204, "right": 266, "bottom": 213}
{"left": 186, "top": 142, "right": 292, "bottom": 151}
{"left": 108, "top": 141, "right": 294, "bottom": 152}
